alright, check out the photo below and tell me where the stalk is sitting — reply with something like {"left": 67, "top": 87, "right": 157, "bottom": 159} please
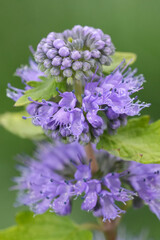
{"left": 84, "top": 143, "right": 99, "bottom": 173}
{"left": 74, "top": 80, "right": 83, "bottom": 103}
{"left": 103, "top": 218, "right": 120, "bottom": 240}
{"left": 84, "top": 143, "right": 120, "bottom": 239}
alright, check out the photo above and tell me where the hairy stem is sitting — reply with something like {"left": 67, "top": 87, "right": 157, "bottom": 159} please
{"left": 84, "top": 143, "right": 99, "bottom": 173}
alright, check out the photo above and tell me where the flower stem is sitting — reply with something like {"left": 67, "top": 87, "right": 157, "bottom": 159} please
{"left": 81, "top": 218, "right": 120, "bottom": 240}
{"left": 84, "top": 143, "right": 99, "bottom": 173}
{"left": 75, "top": 80, "right": 83, "bottom": 103}
{"left": 103, "top": 218, "right": 120, "bottom": 240}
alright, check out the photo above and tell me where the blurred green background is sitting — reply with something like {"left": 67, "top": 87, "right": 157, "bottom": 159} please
{"left": 0, "top": 0, "right": 160, "bottom": 238}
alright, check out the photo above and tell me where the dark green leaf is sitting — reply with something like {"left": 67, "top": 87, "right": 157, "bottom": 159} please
{"left": 103, "top": 51, "right": 137, "bottom": 74}
{"left": 0, "top": 211, "right": 93, "bottom": 240}
{"left": 97, "top": 116, "right": 160, "bottom": 164}
{"left": 15, "top": 78, "right": 66, "bottom": 106}
{"left": 0, "top": 111, "right": 44, "bottom": 139}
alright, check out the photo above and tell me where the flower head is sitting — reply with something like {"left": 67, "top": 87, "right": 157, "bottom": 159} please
{"left": 82, "top": 61, "right": 150, "bottom": 133}
{"left": 14, "top": 142, "right": 135, "bottom": 221}
{"left": 34, "top": 25, "right": 115, "bottom": 83}
{"left": 14, "top": 141, "right": 160, "bottom": 221}
{"left": 25, "top": 61, "right": 150, "bottom": 144}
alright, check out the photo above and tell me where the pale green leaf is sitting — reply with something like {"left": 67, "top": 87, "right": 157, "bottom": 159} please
{"left": 97, "top": 116, "right": 160, "bottom": 164}
{"left": 0, "top": 211, "right": 93, "bottom": 240}
{"left": 103, "top": 51, "right": 137, "bottom": 74}
{"left": 0, "top": 111, "right": 44, "bottom": 139}
{"left": 15, "top": 78, "right": 66, "bottom": 106}
{"left": 27, "top": 81, "right": 43, "bottom": 88}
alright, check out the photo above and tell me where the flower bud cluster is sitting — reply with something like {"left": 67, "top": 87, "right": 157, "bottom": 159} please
{"left": 34, "top": 25, "right": 115, "bottom": 83}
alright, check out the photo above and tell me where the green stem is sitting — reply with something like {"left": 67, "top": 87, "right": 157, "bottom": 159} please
{"left": 74, "top": 80, "right": 83, "bottom": 103}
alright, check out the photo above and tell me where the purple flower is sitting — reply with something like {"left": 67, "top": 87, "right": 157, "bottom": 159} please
{"left": 13, "top": 142, "right": 135, "bottom": 221}
{"left": 7, "top": 59, "right": 45, "bottom": 101}
{"left": 128, "top": 162, "right": 160, "bottom": 219}
{"left": 7, "top": 84, "right": 25, "bottom": 101}
{"left": 15, "top": 58, "right": 45, "bottom": 84}
{"left": 93, "top": 191, "right": 125, "bottom": 222}
{"left": 24, "top": 91, "right": 88, "bottom": 143}
{"left": 25, "top": 62, "right": 150, "bottom": 144}
{"left": 35, "top": 25, "right": 115, "bottom": 83}
{"left": 82, "top": 61, "right": 150, "bottom": 134}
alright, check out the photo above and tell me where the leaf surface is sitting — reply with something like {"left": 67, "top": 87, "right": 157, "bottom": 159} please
{"left": 97, "top": 116, "right": 160, "bottom": 164}
{"left": 0, "top": 111, "right": 44, "bottom": 139}
{"left": 0, "top": 212, "right": 93, "bottom": 240}
{"left": 103, "top": 51, "right": 137, "bottom": 74}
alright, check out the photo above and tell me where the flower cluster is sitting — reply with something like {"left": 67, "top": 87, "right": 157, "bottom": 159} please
{"left": 34, "top": 25, "right": 115, "bottom": 83}
{"left": 13, "top": 142, "right": 134, "bottom": 221}
{"left": 24, "top": 61, "right": 150, "bottom": 143}
{"left": 13, "top": 141, "right": 160, "bottom": 221}
{"left": 7, "top": 25, "right": 150, "bottom": 145}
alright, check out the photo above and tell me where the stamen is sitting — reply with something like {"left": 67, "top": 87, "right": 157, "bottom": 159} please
{"left": 121, "top": 58, "right": 133, "bottom": 74}
{"left": 112, "top": 59, "right": 125, "bottom": 74}
{"left": 56, "top": 87, "right": 62, "bottom": 95}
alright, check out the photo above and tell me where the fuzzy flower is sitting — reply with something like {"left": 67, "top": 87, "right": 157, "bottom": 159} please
{"left": 7, "top": 59, "right": 45, "bottom": 101}
{"left": 82, "top": 61, "right": 150, "bottom": 133}
{"left": 128, "top": 162, "right": 160, "bottom": 219}
{"left": 34, "top": 25, "right": 115, "bottom": 83}
{"left": 13, "top": 142, "right": 135, "bottom": 221}
{"left": 25, "top": 62, "right": 150, "bottom": 144}
{"left": 15, "top": 58, "right": 45, "bottom": 85}
{"left": 7, "top": 84, "right": 25, "bottom": 102}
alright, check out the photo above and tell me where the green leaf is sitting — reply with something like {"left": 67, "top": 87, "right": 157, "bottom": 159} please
{"left": 0, "top": 211, "right": 93, "bottom": 240}
{"left": 27, "top": 81, "right": 43, "bottom": 88}
{"left": 15, "top": 77, "right": 66, "bottom": 106}
{"left": 97, "top": 116, "right": 160, "bottom": 164}
{"left": 103, "top": 51, "right": 137, "bottom": 74}
{"left": 0, "top": 111, "right": 44, "bottom": 139}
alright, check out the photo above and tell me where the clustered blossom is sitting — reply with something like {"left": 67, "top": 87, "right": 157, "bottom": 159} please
{"left": 7, "top": 25, "right": 150, "bottom": 145}
{"left": 24, "top": 61, "right": 150, "bottom": 143}
{"left": 7, "top": 24, "right": 158, "bottom": 236}
{"left": 13, "top": 142, "right": 160, "bottom": 222}
{"left": 34, "top": 25, "right": 115, "bottom": 83}
{"left": 14, "top": 142, "right": 135, "bottom": 221}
